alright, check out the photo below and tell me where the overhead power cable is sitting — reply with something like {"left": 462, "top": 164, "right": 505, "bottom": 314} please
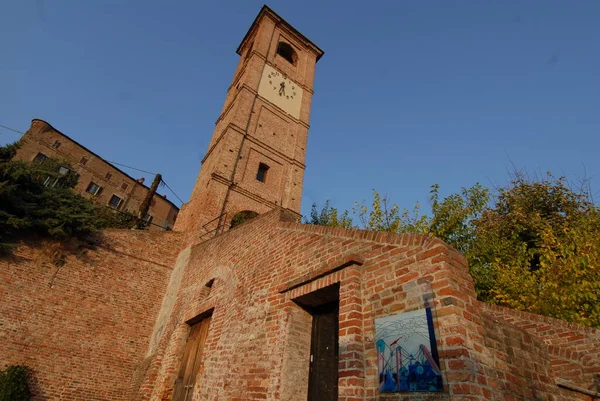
{"left": 107, "top": 160, "right": 157, "bottom": 176}
{"left": 109, "top": 160, "right": 186, "bottom": 205}
{"left": 161, "top": 179, "right": 186, "bottom": 204}
{"left": 0, "top": 124, "right": 25, "bottom": 135}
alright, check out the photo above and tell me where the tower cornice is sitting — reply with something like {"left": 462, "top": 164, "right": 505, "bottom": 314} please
{"left": 236, "top": 5, "right": 324, "bottom": 62}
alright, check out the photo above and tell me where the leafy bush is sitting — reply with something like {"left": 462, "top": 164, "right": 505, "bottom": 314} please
{"left": 0, "top": 365, "right": 31, "bottom": 401}
{"left": 230, "top": 210, "right": 258, "bottom": 228}
{"left": 308, "top": 174, "right": 600, "bottom": 328}
{"left": 0, "top": 142, "right": 139, "bottom": 253}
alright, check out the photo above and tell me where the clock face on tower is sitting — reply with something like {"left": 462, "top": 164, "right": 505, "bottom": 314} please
{"left": 258, "top": 64, "right": 303, "bottom": 119}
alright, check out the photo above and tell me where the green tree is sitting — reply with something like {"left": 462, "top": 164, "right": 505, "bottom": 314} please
{"left": 0, "top": 365, "right": 31, "bottom": 401}
{"left": 0, "top": 142, "right": 138, "bottom": 252}
{"left": 353, "top": 190, "right": 429, "bottom": 233}
{"left": 429, "top": 183, "right": 489, "bottom": 254}
{"left": 307, "top": 176, "right": 600, "bottom": 328}
{"left": 304, "top": 200, "right": 353, "bottom": 228}
{"left": 469, "top": 173, "right": 600, "bottom": 327}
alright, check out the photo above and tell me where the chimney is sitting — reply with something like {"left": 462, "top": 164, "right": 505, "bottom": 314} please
{"left": 137, "top": 178, "right": 145, "bottom": 184}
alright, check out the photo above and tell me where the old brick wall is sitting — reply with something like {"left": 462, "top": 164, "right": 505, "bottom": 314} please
{"left": 139, "top": 209, "right": 521, "bottom": 401}
{"left": 0, "top": 229, "right": 182, "bottom": 401}
{"left": 481, "top": 303, "right": 600, "bottom": 399}
{"left": 3, "top": 207, "right": 597, "bottom": 401}
{"left": 477, "top": 313, "right": 586, "bottom": 401}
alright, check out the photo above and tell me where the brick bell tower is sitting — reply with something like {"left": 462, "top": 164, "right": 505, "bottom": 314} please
{"left": 175, "top": 6, "right": 324, "bottom": 235}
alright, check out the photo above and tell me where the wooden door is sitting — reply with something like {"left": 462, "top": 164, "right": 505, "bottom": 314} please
{"left": 308, "top": 302, "right": 339, "bottom": 401}
{"left": 172, "top": 316, "right": 211, "bottom": 401}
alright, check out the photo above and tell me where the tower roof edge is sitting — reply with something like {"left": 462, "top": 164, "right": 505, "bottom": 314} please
{"left": 236, "top": 5, "right": 324, "bottom": 62}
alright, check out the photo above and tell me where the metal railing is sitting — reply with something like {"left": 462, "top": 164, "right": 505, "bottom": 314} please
{"left": 197, "top": 213, "right": 227, "bottom": 241}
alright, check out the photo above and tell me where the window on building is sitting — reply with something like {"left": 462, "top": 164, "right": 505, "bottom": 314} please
{"left": 108, "top": 194, "right": 122, "bottom": 209}
{"left": 80, "top": 156, "right": 89, "bottom": 166}
{"left": 105, "top": 172, "right": 112, "bottom": 180}
{"left": 121, "top": 182, "right": 129, "bottom": 191}
{"left": 33, "top": 152, "right": 49, "bottom": 163}
{"left": 85, "top": 181, "right": 102, "bottom": 196}
{"left": 51, "top": 140, "right": 61, "bottom": 149}
{"left": 276, "top": 42, "right": 297, "bottom": 65}
{"left": 256, "top": 163, "right": 269, "bottom": 183}
{"left": 143, "top": 214, "right": 153, "bottom": 225}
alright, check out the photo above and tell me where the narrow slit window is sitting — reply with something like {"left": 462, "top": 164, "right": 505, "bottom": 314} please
{"left": 276, "top": 42, "right": 297, "bottom": 65}
{"left": 256, "top": 163, "right": 269, "bottom": 183}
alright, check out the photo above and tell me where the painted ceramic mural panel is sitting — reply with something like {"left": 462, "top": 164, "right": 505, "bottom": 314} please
{"left": 375, "top": 308, "right": 443, "bottom": 392}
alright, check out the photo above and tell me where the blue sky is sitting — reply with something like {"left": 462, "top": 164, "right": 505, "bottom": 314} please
{"left": 1, "top": 1, "right": 599, "bottom": 219}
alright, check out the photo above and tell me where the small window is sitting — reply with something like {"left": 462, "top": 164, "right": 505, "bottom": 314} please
{"left": 256, "top": 163, "right": 269, "bottom": 183}
{"left": 121, "top": 182, "right": 129, "bottom": 191}
{"left": 143, "top": 214, "right": 153, "bottom": 225}
{"left": 277, "top": 42, "right": 297, "bottom": 65}
{"left": 105, "top": 172, "right": 112, "bottom": 180}
{"left": 80, "top": 156, "right": 89, "bottom": 166}
{"left": 51, "top": 140, "right": 61, "bottom": 149}
{"left": 33, "top": 152, "right": 49, "bottom": 163}
{"left": 85, "top": 182, "right": 102, "bottom": 195}
{"left": 108, "top": 195, "right": 122, "bottom": 209}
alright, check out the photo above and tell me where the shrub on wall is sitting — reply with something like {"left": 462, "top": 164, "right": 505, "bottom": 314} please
{"left": 0, "top": 142, "right": 139, "bottom": 253}
{"left": 230, "top": 210, "right": 259, "bottom": 228}
{"left": 0, "top": 365, "right": 31, "bottom": 401}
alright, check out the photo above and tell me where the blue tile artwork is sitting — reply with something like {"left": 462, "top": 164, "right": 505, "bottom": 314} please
{"left": 374, "top": 308, "right": 443, "bottom": 392}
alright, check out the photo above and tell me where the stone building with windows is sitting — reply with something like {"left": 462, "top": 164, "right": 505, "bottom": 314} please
{"left": 0, "top": 5, "right": 599, "bottom": 401}
{"left": 12, "top": 119, "right": 179, "bottom": 230}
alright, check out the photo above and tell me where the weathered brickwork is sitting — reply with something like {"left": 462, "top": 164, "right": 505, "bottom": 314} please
{"left": 476, "top": 313, "right": 586, "bottom": 401}
{"left": 134, "top": 209, "right": 600, "bottom": 401}
{"left": 13, "top": 119, "right": 179, "bottom": 230}
{"left": 481, "top": 303, "right": 600, "bottom": 399}
{"left": 2, "top": 209, "right": 598, "bottom": 400}
{"left": 0, "top": 230, "right": 183, "bottom": 400}
{"left": 2, "top": 5, "right": 600, "bottom": 401}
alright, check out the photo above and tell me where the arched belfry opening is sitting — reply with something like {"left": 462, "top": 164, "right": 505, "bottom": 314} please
{"left": 277, "top": 42, "right": 297, "bottom": 65}
{"left": 230, "top": 210, "right": 259, "bottom": 229}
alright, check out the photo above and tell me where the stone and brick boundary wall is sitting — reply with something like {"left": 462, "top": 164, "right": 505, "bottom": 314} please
{"left": 481, "top": 303, "right": 600, "bottom": 400}
{"left": 2, "top": 210, "right": 598, "bottom": 400}
{"left": 135, "top": 209, "right": 599, "bottom": 401}
{"left": 0, "top": 230, "right": 183, "bottom": 401}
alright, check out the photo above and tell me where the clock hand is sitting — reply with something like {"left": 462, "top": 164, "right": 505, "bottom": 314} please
{"left": 279, "top": 81, "right": 285, "bottom": 96}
